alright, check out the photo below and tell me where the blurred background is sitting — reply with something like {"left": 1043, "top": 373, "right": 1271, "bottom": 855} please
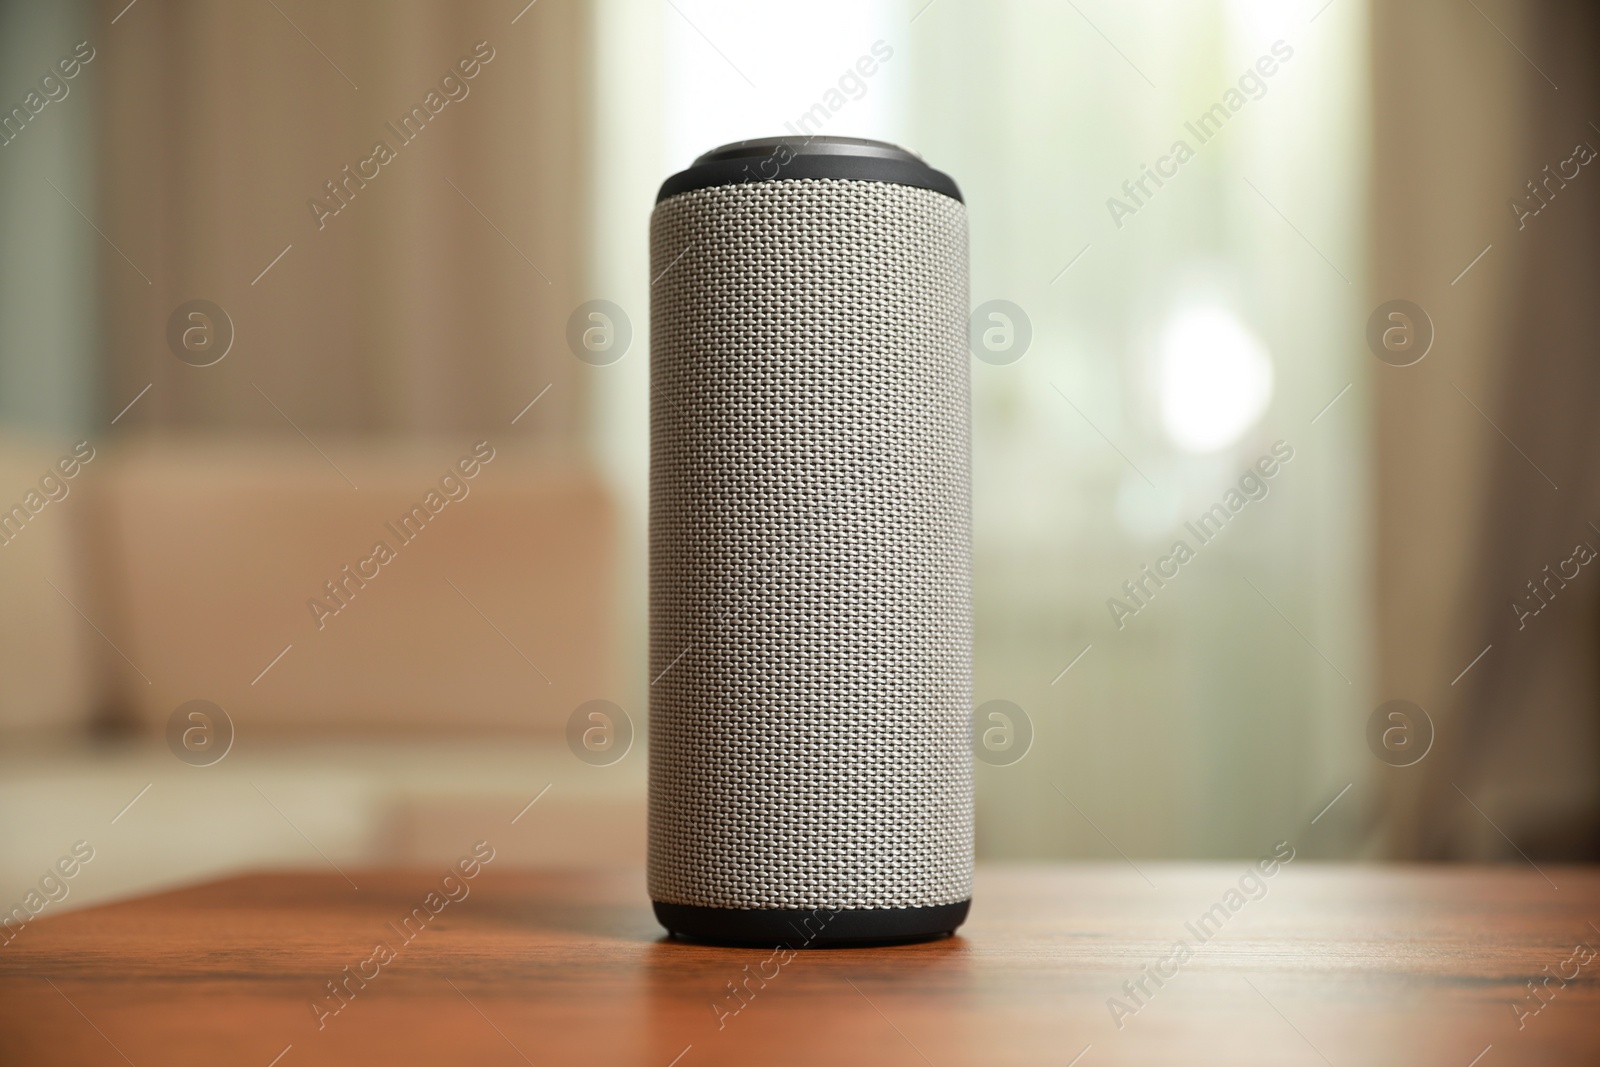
{"left": 1, "top": 0, "right": 1596, "bottom": 912}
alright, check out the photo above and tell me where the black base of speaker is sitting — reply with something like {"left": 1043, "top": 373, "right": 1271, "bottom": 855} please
{"left": 654, "top": 899, "right": 970, "bottom": 947}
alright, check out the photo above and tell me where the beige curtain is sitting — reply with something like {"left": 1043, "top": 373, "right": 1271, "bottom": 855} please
{"left": 95, "top": 0, "right": 592, "bottom": 439}
{"left": 1372, "top": 0, "right": 1600, "bottom": 859}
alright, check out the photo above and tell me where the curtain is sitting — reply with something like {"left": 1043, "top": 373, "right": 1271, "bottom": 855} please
{"left": 94, "top": 0, "right": 592, "bottom": 440}
{"left": 1372, "top": 0, "right": 1600, "bottom": 860}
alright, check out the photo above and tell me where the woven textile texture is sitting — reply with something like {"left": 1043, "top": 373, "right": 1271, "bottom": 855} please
{"left": 648, "top": 177, "right": 973, "bottom": 911}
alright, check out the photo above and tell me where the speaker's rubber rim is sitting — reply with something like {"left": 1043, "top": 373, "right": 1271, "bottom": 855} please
{"left": 653, "top": 899, "right": 970, "bottom": 947}
{"left": 656, "top": 153, "right": 963, "bottom": 204}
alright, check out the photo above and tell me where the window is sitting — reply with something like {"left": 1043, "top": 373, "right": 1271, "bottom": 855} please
{"left": 592, "top": 0, "right": 1370, "bottom": 859}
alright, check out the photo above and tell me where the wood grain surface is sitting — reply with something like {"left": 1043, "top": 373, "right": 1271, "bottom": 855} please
{"left": 1, "top": 864, "right": 1596, "bottom": 1065}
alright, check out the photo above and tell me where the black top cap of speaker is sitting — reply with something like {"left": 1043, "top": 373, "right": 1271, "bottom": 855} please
{"left": 656, "top": 135, "right": 963, "bottom": 204}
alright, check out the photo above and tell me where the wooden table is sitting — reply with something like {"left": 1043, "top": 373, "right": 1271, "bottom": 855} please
{"left": 2, "top": 865, "right": 1596, "bottom": 1065}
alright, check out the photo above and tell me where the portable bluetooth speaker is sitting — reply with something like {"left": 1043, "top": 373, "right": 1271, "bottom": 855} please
{"left": 648, "top": 136, "right": 972, "bottom": 945}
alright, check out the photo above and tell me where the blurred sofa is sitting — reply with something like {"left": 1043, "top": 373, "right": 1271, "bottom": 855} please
{"left": 0, "top": 435, "right": 644, "bottom": 913}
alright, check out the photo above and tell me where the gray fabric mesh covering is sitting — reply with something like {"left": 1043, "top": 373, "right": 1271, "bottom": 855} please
{"left": 647, "top": 177, "right": 973, "bottom": 911}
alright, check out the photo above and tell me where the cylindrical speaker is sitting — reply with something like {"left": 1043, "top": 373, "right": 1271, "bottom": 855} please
{"left": 648, "top": 136, "right": 972, "bottom": 945}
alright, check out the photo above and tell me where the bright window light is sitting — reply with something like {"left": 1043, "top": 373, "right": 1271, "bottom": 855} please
{"left": 1157, "top": 306, "right": 1274, "bottom": 454}
{"left": 662, "top": 0, "right": 905, "bottom": 173}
